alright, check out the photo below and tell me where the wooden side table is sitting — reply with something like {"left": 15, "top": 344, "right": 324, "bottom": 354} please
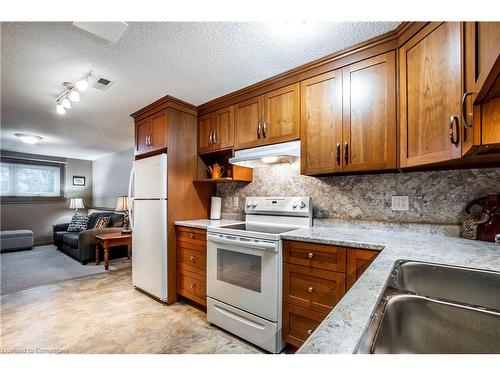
{"left": 95, "top": 232, "right": 132, "bottom": 270}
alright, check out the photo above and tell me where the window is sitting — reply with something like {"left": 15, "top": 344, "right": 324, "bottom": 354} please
{"left": 0, "top": 159, "right": 64, "bottom": 200}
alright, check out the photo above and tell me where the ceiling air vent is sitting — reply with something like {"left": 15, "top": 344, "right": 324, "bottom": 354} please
{"left": 91, "top": 76, "right": 115, "bottom": 91}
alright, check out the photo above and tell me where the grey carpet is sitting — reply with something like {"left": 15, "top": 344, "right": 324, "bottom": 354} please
{"left": 0, "top": 245, "right": 130, "bottom": 295}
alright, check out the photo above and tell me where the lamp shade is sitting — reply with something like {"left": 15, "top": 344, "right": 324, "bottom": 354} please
{"left": 69, "top": 198, "right": 85, "bottom": 209}
{"left": 115, "top": 196, "right": 129, "bottom": 212}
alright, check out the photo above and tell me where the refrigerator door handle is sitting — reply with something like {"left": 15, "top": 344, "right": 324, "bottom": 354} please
{"left": 128, "top": 166, "right": 135, "bottom": 231}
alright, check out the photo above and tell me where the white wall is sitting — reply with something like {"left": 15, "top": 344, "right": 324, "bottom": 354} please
{"left": 92, "top": 148, "right": 134, "bottom": 209}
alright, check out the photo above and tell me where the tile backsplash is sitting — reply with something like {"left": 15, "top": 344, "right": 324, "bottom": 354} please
{"left": 217, "top": 162, "right": 500, "bottom": 225}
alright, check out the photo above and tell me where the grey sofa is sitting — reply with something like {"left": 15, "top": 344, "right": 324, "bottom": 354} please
{"left": 53, "top": 212, "right": 126, "bottom": 264}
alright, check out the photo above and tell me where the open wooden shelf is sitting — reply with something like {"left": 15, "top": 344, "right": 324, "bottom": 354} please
{"left": 196, "top": 149, "right": 253, "bottom": 184}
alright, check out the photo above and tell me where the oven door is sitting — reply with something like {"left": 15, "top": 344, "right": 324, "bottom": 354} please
{"left": 207, "top": 233, "right": 279, "bottom": 322}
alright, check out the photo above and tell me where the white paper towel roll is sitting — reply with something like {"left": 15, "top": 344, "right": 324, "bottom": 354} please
{"left": 210, "top": 197, "right": 222, "bottom": 220}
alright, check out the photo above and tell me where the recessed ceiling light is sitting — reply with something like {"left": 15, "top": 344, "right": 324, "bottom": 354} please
{"left": 15, "top": 133, "right": 43, "bottom": 144}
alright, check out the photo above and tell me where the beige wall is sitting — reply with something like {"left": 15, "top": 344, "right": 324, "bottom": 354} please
{"left": 1, "top": 151, "right": 92, "bottom": 244}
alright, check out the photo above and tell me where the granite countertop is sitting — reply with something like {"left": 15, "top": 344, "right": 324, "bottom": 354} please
{"left": 174, "top": 219, "right": 243, "bottom": 230}
{"left": 280, "top": 226, "right": 500, "bottom": 354}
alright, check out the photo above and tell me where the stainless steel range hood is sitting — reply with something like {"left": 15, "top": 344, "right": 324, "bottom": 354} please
{"left": 229, "top": 140, "right": 300, "bottom": 168}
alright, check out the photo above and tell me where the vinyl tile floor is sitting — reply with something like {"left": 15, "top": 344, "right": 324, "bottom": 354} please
{"left": 0, "top": 266, "right": 263, "bottom": 354}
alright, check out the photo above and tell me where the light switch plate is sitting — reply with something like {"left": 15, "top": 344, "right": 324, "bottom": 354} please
{"left": 392, "top": 196, "right": 409, "bottom": 211}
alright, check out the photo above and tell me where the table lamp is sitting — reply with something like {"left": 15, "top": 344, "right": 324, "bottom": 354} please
{"left": 69, "top": 198, "right": 85, "bottom": 214}
{"left": 115, "top": 196, "right": 131, "bottom": 234}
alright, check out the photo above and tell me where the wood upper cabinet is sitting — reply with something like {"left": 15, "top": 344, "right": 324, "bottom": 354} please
{"left": 400, "top": 22, "right": 463, "bottom": 167}
{"left": 300, "top": 70, "right": 343, "bottom": 175}
{"left": 343, "top": 52, "right": 397, "bottom": 171}
{"left": 134, "top": 110, "right": 168, "bottom": 156}
{"left": 235, "top": 96, "right": 263, "bottom": 149}
{"left": 300, "top": 52, "right": 396, "bottom": 175}
{"left": 135, "top": 118, "right": 151, "bottom": 155}
{"left": 149, "top": 110, "right": 168, "bottom": 152}
{"left": 262, "top": 83, "right": 300, "bottom": 145}
{"left": 234, "top": 84, "right": 300, "bottom": 149}
{"left": 463, "top": 22, "right": 500, "bottom": 155}
{"left": 198, "top": 105, "right": 235, "bottom": 154}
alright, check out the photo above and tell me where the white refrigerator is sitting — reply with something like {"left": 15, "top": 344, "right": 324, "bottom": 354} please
{"left": 128, "top": 153, "right": 168, "bottom": 302}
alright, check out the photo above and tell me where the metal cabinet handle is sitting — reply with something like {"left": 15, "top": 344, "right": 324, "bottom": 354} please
{"left": 147, "top": 134, "right": 152, "bottom": 146}
{"left": 461, "top": 92, "right": 475, "bottom": 129}
{"left": 336, "top": 143, "right": 341, "bottom": 165}
{"left": 262, "top": 121, "right": 268, "bottom": 138}
{"left": 213, "top": 130, "right": 217, "bottom": 144}
{"left": 189, "top": 256, "right": 196, "bottom": 261}
{"left": 190, "top": 284, "right": 196, "bottom": 289}
{"left": 344, "top": 142, "right": 349, "bottom": 165}
{"left": 189, "top": 233, "right": 194, "bottom": 239}
{"left": 307, "top": 329, "right": 313, "bottom": 336}
{"left": 208, "top": 131, "right": 213, "bottom": 144}
{"left": 307, "top": 252, "right": 314, "bottom": 259}
{"left": 257, "top": 122, "right": 262, "bottom": 139}
{"left": 449, "top": 116, "right": 460, "bottom": 146}
{"left": 307, "top": 286, "right": 314, "bottom": 293}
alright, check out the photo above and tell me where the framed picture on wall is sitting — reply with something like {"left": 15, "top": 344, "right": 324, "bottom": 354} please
{"left": 73, "top": 176, "right": 86, "bottom": 186}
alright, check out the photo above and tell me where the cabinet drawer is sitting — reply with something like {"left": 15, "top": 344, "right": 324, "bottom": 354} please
{"left": 283, "top": 240, "right": 346, "bottom": 272}
{"left": 284, "top": 263, "right": 346, "bottom": 315}
{"left": 178, "top": 245, "right": 206, "bottom": 276}
{"left": 177, "top": 271, "right": 206, "bottom": 306}
{"left": 283, "top": 303, "right": 326, "bottom": 347}
{"left": 176, "top": 227, "right": 207, "bottom": 245}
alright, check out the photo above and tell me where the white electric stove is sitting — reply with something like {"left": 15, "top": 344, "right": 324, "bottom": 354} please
{"left": 206, "top": 197, "right": 312, "bottom": 353}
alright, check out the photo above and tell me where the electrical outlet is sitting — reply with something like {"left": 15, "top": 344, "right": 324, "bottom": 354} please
{"left": 392, "top": 196, "right": 409, "bottom": 211}
{"left": 233, "top": 197, "right": 239, "bottom": 209}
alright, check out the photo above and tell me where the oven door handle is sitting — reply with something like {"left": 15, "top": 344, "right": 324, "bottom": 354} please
{"left": 207, "top": 234, "right": 277, "bottom": 251}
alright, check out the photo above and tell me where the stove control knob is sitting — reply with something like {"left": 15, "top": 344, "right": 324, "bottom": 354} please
{"left": 246, "top": 202, "right": 252, "bottom": 208}
{"left": 292, "top": 201, "right": 298, "bottom": 209}
{"left": 299, "top": 201, "right": 306, "bottom": 209}
{"left": 251, "top": 202, "right": 257, "bottom": 208}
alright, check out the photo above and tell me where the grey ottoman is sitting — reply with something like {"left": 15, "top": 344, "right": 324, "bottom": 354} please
{"left": 0, "top": 230, "right": 34, "bottom": 252}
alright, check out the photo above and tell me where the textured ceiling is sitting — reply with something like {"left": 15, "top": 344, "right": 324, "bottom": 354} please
{"left": 1, "top": 22, "right": 400, "bottom": 160}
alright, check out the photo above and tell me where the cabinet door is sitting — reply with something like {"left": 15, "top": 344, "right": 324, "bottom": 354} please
{"left": 198, "top": 112, "right": 214, "bottom": 154}
{"left": 400, "top": 22, "right": 463, "bottom": 167}
{"left": 135, "top": 118, "right": 151, "bottom": 155}
{"left": 346, "top": 249, "right": 378, "bottom": 290}
{"left": 149, "top": 110, "right": 168, "bottom": 152}
{"left": 234, "top": 96, "right": 262, "bottom": 149}
{"left": 343, "top": 52, "right": 397, "bottom": 172}
{"left": 213, "top": 105, "right": 234, "bottom": 150}
{"left": 300, "top": 70, "right": 343, "bottom": 175}
{"left": 262, "top": 83, "right": 300, "bottom": 145}
{"left": 463, "top": 22, "right": 500, "bottom": 155}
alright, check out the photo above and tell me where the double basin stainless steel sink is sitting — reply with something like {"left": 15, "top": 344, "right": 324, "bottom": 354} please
{"left": 355, "top": 260, "right": 500, "bottom": 353}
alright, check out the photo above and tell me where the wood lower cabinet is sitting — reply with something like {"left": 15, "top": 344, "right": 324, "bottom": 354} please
{"left": 346, "top": 248, "right": 379, "bottom": 290}
{"left": 400, "top": 22, "right": 463, "bottom": 167}
{"left": 234, "top": 84, "right": 300, "bottom": 149}
{"left": 282, "top": 240, "right": 379, "bottom": 347}
{"left": 176, "top": 226, "right": 207, "bottom": 307}
{"left": 300, "top": 52, "right": 396, "bottom": 175}
{"left": 198, "top": 105, "right": 235, "bottom": 154}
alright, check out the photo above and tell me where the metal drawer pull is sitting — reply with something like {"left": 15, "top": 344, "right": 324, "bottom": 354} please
{"left": 449, "top": 115, "right": 460, "bottom": 145}
{"left": 307, "top": 329, "right": 313, "bottom": 336}
{"left": 461, "top": 92, "right": 474, "bottom": 129}
{"left": 262, "top": 121, "right": 268, "bottom": 137}
{"left": 344, "top": 142, "right": 349, "bottom": 165}
{"left": 257, "top": 122, "right": 262, "bottom": 139}
{"left": 336, "top": 143, "right": 341, "bottom": 165}
{"left": 307, "top": 252, "right": 315, "bottom": 259}
{"left": 308, "top": 286, "right": 314, "bottom": 293}
{"left": 189, "top": 256, "right": 196, "bottom": 261}
{"left": 190, "top": 284, "right": 196, "bottom": 289}
{"left": 189, "top": 233, "right": 194, "bottom": 239}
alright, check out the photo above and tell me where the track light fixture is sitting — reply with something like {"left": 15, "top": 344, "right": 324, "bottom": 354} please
{"left": 54, "top": 72, "right": 91, "bottom": 115}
